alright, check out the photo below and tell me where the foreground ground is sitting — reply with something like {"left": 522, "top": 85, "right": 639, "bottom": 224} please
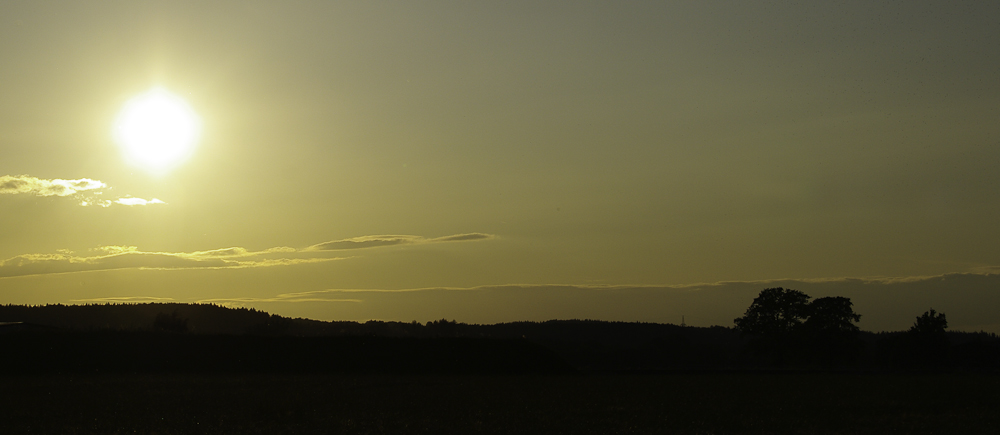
{"left": 1, "top": 373, "right": 997, "bottom": 434}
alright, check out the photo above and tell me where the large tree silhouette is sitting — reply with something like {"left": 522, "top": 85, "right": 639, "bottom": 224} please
{"left": 733, "top": 287, "right": 810, "bottom": 338}
{"left": 803, "top": 297, "right": 861, "bottom": 334}
{"left": 803, "top": 296, "right": 863, "bottom": 364}
{"left": 735, "top": 288, "right": 863, "bottom": 366}
{"left": 733, "top": 288, "right": 811, "bottom": 364}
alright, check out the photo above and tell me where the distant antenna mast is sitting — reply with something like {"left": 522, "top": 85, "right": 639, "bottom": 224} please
{"left": 680, "top": 315, "right": 686, "bottom": 327}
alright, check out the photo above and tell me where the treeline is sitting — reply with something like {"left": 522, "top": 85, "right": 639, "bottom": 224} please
{"left": 2, "top": 301, "right": 999, "bottom": 372}
{"left": 0, "top": 303, "right": 274, "bottom": 334}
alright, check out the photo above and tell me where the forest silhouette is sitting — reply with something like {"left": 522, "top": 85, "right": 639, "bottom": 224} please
{"left": 2, "top": 288, "right": 998, "bottom": 374}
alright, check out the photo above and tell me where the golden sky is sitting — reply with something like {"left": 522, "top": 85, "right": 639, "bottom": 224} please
{"left": 2, "top": 1, "right": 998, "bottom": 331}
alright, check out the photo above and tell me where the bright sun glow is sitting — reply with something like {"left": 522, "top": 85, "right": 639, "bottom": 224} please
{"left": 114, "top": 88, "right": 201, "bottom": 174}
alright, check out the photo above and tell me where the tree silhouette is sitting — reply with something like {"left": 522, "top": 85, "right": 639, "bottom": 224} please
{"left": 904, "top": 308, "right": 950, "bottom": 368}
{"left": 733, "top": 288, "right": 811, "bottom": 365}
{"left": 733, "top": 288, "right": 810, "bottom": 338}
{"left": 909, "top": 309, "right": 947, "bottom": 335}
{"left": 803, "top": 296, "right": 863, "bottom": 364}
{"left": 735, "top": 289, "right": 865, "bottom": 366}
{"left": 803, "top": 297, "right": 861, "bottom": 334}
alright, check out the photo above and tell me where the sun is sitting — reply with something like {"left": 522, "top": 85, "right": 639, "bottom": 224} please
{"left": 113, "top": 87, "right": 201, "bottom": 174}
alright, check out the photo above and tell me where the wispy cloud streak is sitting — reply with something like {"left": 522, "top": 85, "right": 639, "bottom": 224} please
{"left": 71, "top": 296, "right": 177, "bottom": 303}
{"left": 0, "top": 231, "right": 492, "bottom": 278}
{"left": 198, "top": 295, "right": 363, "bottom": 304}
{"left": 304, "top": 233, "right": 495, "bottom": 251}
{"left": 0, "top": 245, "right": 342, "bottom": 278}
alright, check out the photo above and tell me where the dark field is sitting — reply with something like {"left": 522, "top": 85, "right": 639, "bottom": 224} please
{"left": 1, "top": 373, "right": 997, "bottom": 434}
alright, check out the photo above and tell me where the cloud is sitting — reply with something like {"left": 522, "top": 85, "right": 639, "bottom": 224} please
{"left": 0, "top": 245, "right": 343, "bottom": 278}
{"left": 186, "top": 246, "right": 297, "bottom": 258}
{"left": 430, "top": 233, "right": 495, "bottom": 242}
{"left": 114, "top": 197, "right": 166, "bottom": 206}
{"left": 0, "top": 232, "right": 490, "bottom": 278}
{"left": 95, "top": 246, "right": 139, "bottom": 255}
{"left": 305, "top": 233, "right": 495, "bottom": 251}
{"left": 197, "top": 295, "right": 363, "bottom": 304}
{"left": 71, "top": 296, "right": 176, "bottom": 303}
{"left": 222, "top": 258, "right": 339, "bottom": 269}
{"left": 1, "top": 174, "right": 167, "bottom": 207}
{"left": 305, "top": 235, "right": 422, "bottom": 251}
{"left": 0, "top": 175, "right": 105, "bottom": 196}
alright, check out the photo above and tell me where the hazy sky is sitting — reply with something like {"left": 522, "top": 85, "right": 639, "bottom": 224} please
{"left": 2, "top": 1, "right": 998, "bottom": 331}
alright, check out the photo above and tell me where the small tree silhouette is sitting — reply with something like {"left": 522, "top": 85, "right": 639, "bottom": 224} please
{"left": 904, "top": 309, "right": 950, "bottom": 369}
{"left": 910, "top": 309, "right": 947, "bottom": 335}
